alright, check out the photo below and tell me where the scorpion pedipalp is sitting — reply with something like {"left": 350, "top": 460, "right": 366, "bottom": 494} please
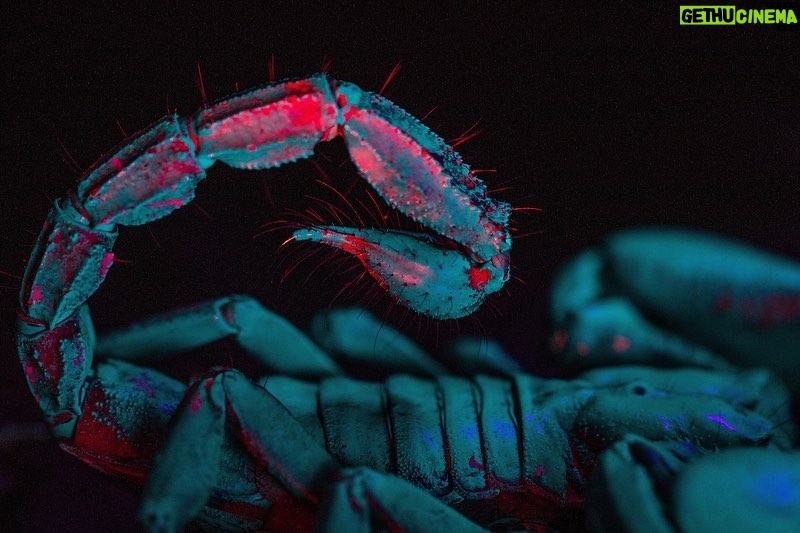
{"left": 286, "top": 77, "right": 512, "bottom": 319}
{"left": 186, "top": 73, "right": 512, "bottom": 318}
{"left": 294, "top": 226, "right": 509, "bottom": 318}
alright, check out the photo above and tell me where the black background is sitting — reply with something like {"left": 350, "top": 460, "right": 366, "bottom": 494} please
{"left": 1, "top": 2, "right": 798, "bottom": 531}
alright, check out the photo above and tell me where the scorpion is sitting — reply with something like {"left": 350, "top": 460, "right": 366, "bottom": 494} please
{"left": 15, "top": 74, "right": 787, "bottom": 531}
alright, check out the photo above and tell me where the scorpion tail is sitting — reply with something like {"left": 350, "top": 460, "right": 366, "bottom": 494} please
{"left": 293, "top": 226, "right": 507, "bottom": 319}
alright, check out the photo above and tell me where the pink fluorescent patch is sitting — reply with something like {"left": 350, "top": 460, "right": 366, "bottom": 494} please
{"left": 109, "top": 157, "right": 124, "bottom": 172}
{"left": 551, "top": 329, "right": 569, "bottom": 352}
{"left": 469, "top": 454, "right": 485, "bottom": 471}
{"left": 190, "top": 395, "right": 203, "bottom": 413}
{"left": 30, "top": 285, "right": 43, "bottom": 304}
{"left": 468, "top": 267, "right": 490, "bottom": 291}
{"left": 23, "top": 362, "right": 38, "bottom": 388}
{"left": 147, "top": 199, "right": 184, "bottom": 210}
{"left": 286, "top": 95, "right": 327, "bottom": 131}
{"left": 51, "top": 412, "right": 74, "bottom": 426}
{"left": 336, "top": 233, "right": 428, "bottom": 278}
{"left": 99, "top": 252, "right": 115, "bottom": 278}
{"left": 612, "top": 335, "right": 631, "bottom": 353}
{"left": 281, "top": 79, "right": 316, "bottom": 94}
{"left": 73, "top": 346, "right": 84, "bottom": 367}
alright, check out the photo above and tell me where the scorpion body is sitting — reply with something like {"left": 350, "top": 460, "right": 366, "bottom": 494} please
{"left": 41, "top": 343, "right": 782, "bottom": 532}
{"left": 261, "top": 371, "right": 781, "bottom": 530}
{"left": 15, "top": 72, "right": 789, "bottom": 531}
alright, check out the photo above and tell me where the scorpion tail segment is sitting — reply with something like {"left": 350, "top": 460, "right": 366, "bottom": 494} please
{"left": 190, "top": 74, "right": 339, "bottom": 170}
{"left": 20, "top": 201, "right": 117, "bottom": 327}
{"left": 16, "top": 306, "right": 95, "bottom": 439}
{"left": 76, "top": 116, "right": 207, "bottom": 227}
{"left": 333, "top": 81, "right": 512, "bottom": 262}
{"left": 294, "top": 226, "right": 509, "bottom": 319}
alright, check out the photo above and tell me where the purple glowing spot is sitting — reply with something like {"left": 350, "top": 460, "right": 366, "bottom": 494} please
{"left": 490, "top": 419, "right": 517, "bottom": 440}
{"left": 420, "top": 430, "right": 441, "bottom": 451}
{"left": 460, "top": 424, "right": 479, "bottom": 443}
{"left": 128, "top": 373, "right": 156, "bottom": 398}
{"left": 469, "top": 454, "right": 485, "bottom": 471}
{"left": 706, "top": 414, "right": 736, "bottom": 431}
{"left": 751, "top": 470, "right": 797, "bottom": 507}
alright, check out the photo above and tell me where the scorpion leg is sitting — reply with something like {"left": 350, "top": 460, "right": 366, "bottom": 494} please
{"left": 292, "top": 79, "right": 512, "bottom": 319}
{"left": 603, "top": 229, "right": 800, "bottom": 370}
{"left": 551, "top": 229, "right": 800, "bottom": 388}
{"left": 310, "top": 306, "right": 521, "bottom": 377}
{"left": 668, "top": 447, "right": 800, "bottom": 533}
{"left": 551, "top": 249, "right": 734, "bottom": 369}
{"left": 310, "top": 306, "right": 449, "bottom": 377}
{"left": 587, "top": 434, "right": 690, "bottom": 533}
{"left": 96, "top": 294, "right": 342, "bottom": 378}
{"left": 589, "top": 434, "right": 800, "bottom": 533}
{"left": 441, "top": 337, "right": 522, "bottom": 376}
{"left": 140, "top": 368, "right": 339, "bottom": 532}
{"left": 319, "top": 467, "right": 486, "bottom": 533}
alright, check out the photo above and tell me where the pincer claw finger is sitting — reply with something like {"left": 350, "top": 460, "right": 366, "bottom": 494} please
{"left": 294, "top": 226, "right": 508, "bottom": 319}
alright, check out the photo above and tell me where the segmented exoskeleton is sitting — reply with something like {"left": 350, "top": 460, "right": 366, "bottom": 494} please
{"left": 258, "top": 365, "right": 786, "bottom": 531}
{"left": 15, "top": 72, "right": 789, "bottom": 532}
